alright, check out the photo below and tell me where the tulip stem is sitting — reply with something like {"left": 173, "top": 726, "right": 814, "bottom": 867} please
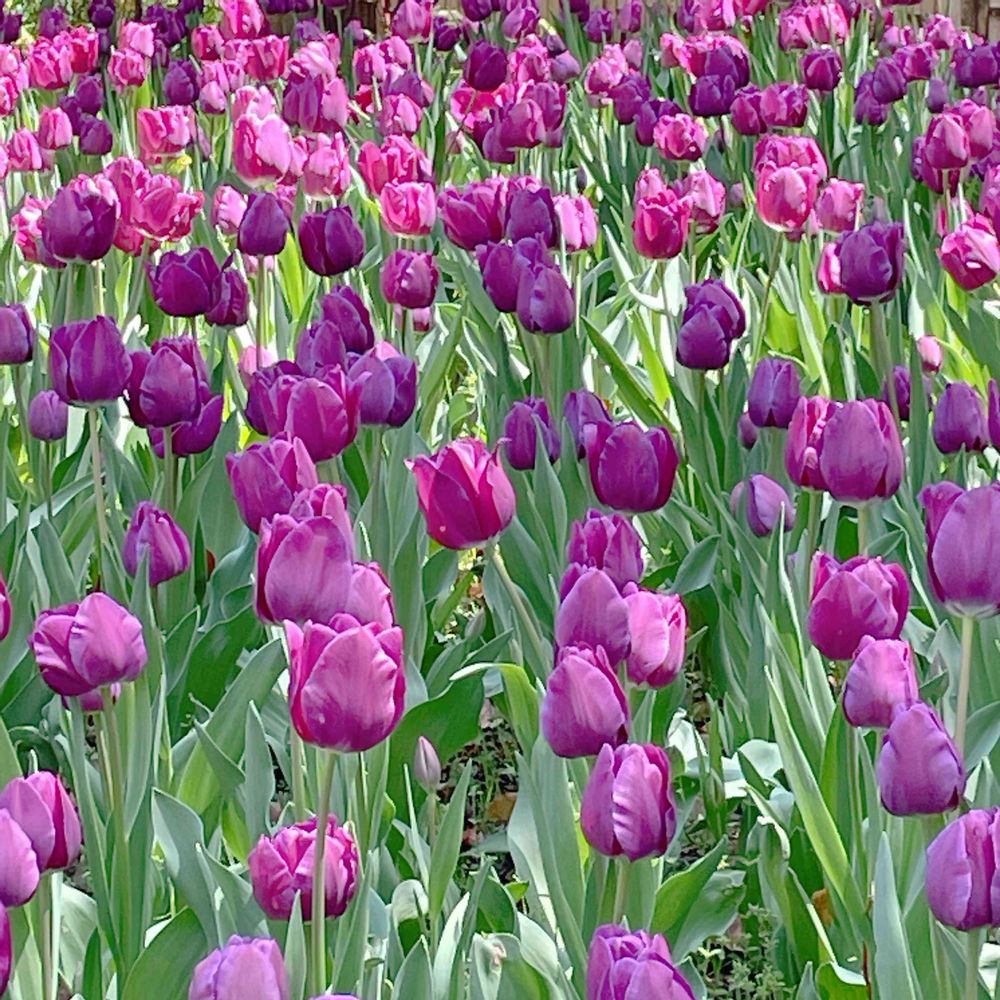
{"left": 956, "top": 616, "right": 975, "bottom": 759}
{"left": 870, "top": 303, "right": 898, "bottom": 422}
{"left": 755, "top": 232, "right": 783, "bottom": 362}
{"left": 612, "top": 859, "right": 630, "bottom": 925}
{"left": 36, "top": 873, "right": 54, "bottom": 1000}
{"left": 87, "top": 407, "right": 108, "bottom": 582}
{"left": 310, "top": 750, "right": 338, "bottom": 997}
{"left": 162, "top": 428, "right": 175, "bottom": 515}
{"left": 368, "top": 431, "right": 384, "bottom": 564}
{"left": 290, "top": 727, "right": 308, "bottom": 821}
{"left": 255, "top": 256, "right": 266, "bottom": 369}
{"left": 965, "top": 929, "right": 981, "bottom": 1000}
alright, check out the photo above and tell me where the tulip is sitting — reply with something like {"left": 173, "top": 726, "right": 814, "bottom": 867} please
{"left": 503, "top": 397, "right": 561, "bottom": 470}
{"left": 784, "top": 395, "right": 833, "bottom": 488}
{"left": 918, "top": 335, "right": 943, "bottom": 372}
{"left": 381, "top": 250, "right": 439, "bottom": 310}
{"left": 583, "top": 421, "right": 679, "bottom": 513}
{"left": 127, "top": 336, "right": 208, "bottom": 428}
{"left": 0, "top": 809, "right": 39, "bottom": 906}
{"left": 357, "top": 135, "right": 432, "bottom": 197}
{"left": 738, "top": 412, "right": 758, "bottom": 449}
{"left": 227, "top": 437, "right": 318, "bottom": 532}
{"left": 843, "top": 636, "right": 919, "bottom": 728}
{"left": 814, "top": 179, "right": 864, "bottom": 233}
{"left": 407, "top": 438, "right": 515, "bottom": 549}
{"left": 414, "top": 736, "right": 441, "bottom": 790}
{"left": 49, "top": 316, "right": 131, "bottom": 405}
{"left": 516, "top": 264, "right": 575, "bottom": 334}
{"left": 123, "top": 502, "right": 192, "bottom": 587}
{"left": 348, "top": 344, "right": 417, "bottom": 428}
{"left": 676, "top": 279, "right": 745, "bottom": 370}
{"left": 267, "top": 370, "right": 362, "bottom": 462}
{"left": 555, "top": 566, "right": 630, "bottom": 665}
{"left": 653, "top": 114, "right": 708, "bottom": 162}
{"left": 807, "top": 553, "right": 909, "bottom": 660}
{"left": 0, "top": 304, "right": 33, "bottom": 365}
{"left": 207, "top": 269, "right": 250, "bottom": 327}
{"left": 939, "top": 215, "right": 1000, "bottom": 291}
{"left": 878, "top": 702, "right": 965, "bottom": 815}
{"left": 40, "top": 183, "right": 116, "bottom": 263}
{"left": 730, "top": 85, "right": 766, "bottom": 135}
{"left": 622, "top": 586, "right": 686, "bottom": 686}
{"left": 566, "top": 511, "right": 644, "bottom": 592}
{"left": 747, "top": 358, "right": 800, "bottom": 428}
{"left": 731, "top": 475, "right": 796, "bottom": 536}
{"left": 554, "top": 194, "right": 598, "bottom": 251}
{"left": 164, "top": 58, "right": 199, "bottom": 105}
{"left": 149, "top": 391, "right": 223, "bottom": 458}
{"left": 320, "top": 288, "right": 375, "bottom": 353}
{"left": 817, "top": 399, "right": 903, "bottom": 502}
{"left": 464, "top": 40, "right": 506, "bottom": 91}
{"left": 255, "top": 514, "right": 353, "bottom": 623}
{"left": 248, "top": 817, "right": 359, "bottom": 921}
{"left": 147, "top": 248, "right": 220, "bottom": 318}
{"left": 189, "top": 937, "right": 290, "bottom": 1000}
{"left": 925, "top": 112, "right": 971, "bottom": 171}
{"left": 380, "top": 180, "right": 437, "bottom": 238}
{"left": 564, "top": 390, "right": 613, "bottom": 458}
{"left": 286, "top": 617, "right": 405, "bottom": 752}
{"left": 439, "top": 183, "right": 506, "bottom": 252}
{"left": 78, "top": 116, "right": 113, "bottom": 155}
{"left": 755, "top": 164, "right": 819, "bottom": 232}
{"left": 506, "top": 187, "right": 558, "bottom": 246}
{"left": 238, "top": 192, "right": 291, "bottom": 257}
{"left": 835, "top": 221, "right": 905, "bottom": 305}
{"left": 801, "top": 47, "right": 842, "bottom": 91}
{"left": 933, "top": 382, "right": 989, "bottom": 453}
{"left": 541, "top": 645, "right": 630, "bottom": 758}
{"left": 926, "top": 808, "right": 1000, "bottom": 930}
{"left": 0, "top": 904, "right": 9, "bottom": 996}
{"left": 38, "top": 107, "right": 73, "bottom": 150}
{"left": 587, "top": 925, "right": 695, "bottom": 1000}
{"left": 233, "top": 112, "right": 294, "bottom": 187}
{"left": 0, "top": 772, "right": 82, "bottom": 872}
{"left": 920, "top": 482, "right": 1000, "bottom": 617}
{"left": 581, "top": 744, "right": 676, "bottom": 861}
{"left": 952, "top": 43, "right": 999, "bottom": 89}
{"left": 632, "top": 189, "right": 691, "bottom": 259}
{"left": 478, "top": 241, "right": 533, "bottom": 313}
{"left": 28, "top": 390, "right": 68, "bottom": 442}
{"left": 880, "top": 366, "right": 930, "bottom": 422}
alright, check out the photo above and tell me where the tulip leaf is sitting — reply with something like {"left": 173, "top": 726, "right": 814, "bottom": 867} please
{"left": 872, "top": 833, "right": 919, "bottom": 1000}
{"left": 120, "top": 909, "right": 208, "bottom": 1000}
{"left": 650, "top": 838, "right": 727, "bottom": 952}
{"left": 672, "top": 535, "right": 720, "bottom": 594}
{"left": 429, "top": 762, "right": 472, "bottom": 920}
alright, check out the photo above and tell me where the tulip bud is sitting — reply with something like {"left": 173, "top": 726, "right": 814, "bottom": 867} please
{"left": 843, "top": 637, "right": 919, "bottom": 728}
{"left": 123, "top": 502, "right": 192, "bottom": 587}
{"left": 738, "top": 412, "right": 758, "bottom": 449}
{"left": 381, "top": 250, "right": 438, "bottom": 310}
{"left": 583, "top": 421, "right": 679, "bottom": 513}
{"left": 563, "top": 390, "right": 612, "bottom": 458}
{"left": 28, "top": 390, "right": 68, "bottom": 441}
{"left": 0, "top": 809, "right": 40, "bottom": 906}
{"left": 566, "top": 510, "right": 644, "bottom": 591}
{"left": 227, "top": 437, "right": 318, "bottom": 533}
{"left": 877, "top": 702, "right": 965, "bottom": 816}
{"left": 747, "top": 358, "right": 801, "bottom": 428}
{"left": 49, "top": 317, "right": 131, "bottom": 405}
{"left": 189, "top": 937, "right": 291, "bottom": 1000}
{"left": 926, "top": 808, "right": 1000, "bottom": 930}
{"left": 503, "top": 397, "right": 561, "bottom": 470}
{"left": 933, "top": 382, "right": 989, "bottom": 453}
{"left": 918, "top": 334, "right": 943, "bottom": 372}
{"left": 299, "top": 207, "right": 365, "bottom": 277}
{"left": 834, "top": 221, "right": 905, "bottom": 305}
{"left": 676, "top": 279, "right": 745, "bottom": 370}
{"left": 414, "top": 736, "right": 441, "bottom": 790}
{"left": 0, "top": 304, "right": 34, "bottom": 364}
{"left": 807, "top": 553, "right": 909, "bottom": 660}
{"left": 541, "top": 645, "right": 630, "bottom": 757}
{"left": 801, "top": 47, "right": 842, "bottom": 92}
{"left": 248, "top": 817, "right": 359, "bottom": 921}
{"left": 0, "top": 772, "right": 82, "bottom": 872}
{"left": 40, "top": 182, "right": 117, "bottom": 263}
{"left": 126, "top": 336, "right": 208, "bottom": 427}
{"left": 555, "top": 566, "right": 631, "bottom": 665}
{"left": 622, "top": 586, "right": 686, "bottom": 686}
{"left": 581, "top": 744, "right": 676, "bottom": 861}
{"left": 587, "top": 925, "right": 695, "bottom": 1000}
{"left": 732, "top": 474, "right": 796, "bottom": 536}
{"left": 238, "top": 192, "right": 291, "bottom": 258}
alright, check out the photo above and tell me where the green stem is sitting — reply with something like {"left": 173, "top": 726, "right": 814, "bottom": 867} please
{"left": 162, "top": 427, "right": 175, "bottom": 515}
{"left": 487, "top": 542, "right": 550, "bottom": 678}
{"left": 612, "top": 859, "right": 630, "bottom": 925}
{"left": 857, "top": 504, "right": 869, "bottom": 555}
{"left": 871, "top": 302, "right": 898, "bottom": 423}
{"left": 965, "top": 929, "right": 981, "bottom": 1000}
{"left": 87, "top": 408, "right": 108, "bottom": 582}
{"left": 310, "top": 751, "right": 338, "bottom": 997}
{"left": 36, "top": 873, "right": 54, "bottom": 1000}
{"left": 956, "top": 617, "right": 975, "bottom": 758}
{"left": 754, "top": 232, "right": 784, "bottom": 362}
{"left": 102, "top": 686, "right": 133, "bottom": 980}
{"left": 290, "top": 727, "right": 308, "bottom": 822}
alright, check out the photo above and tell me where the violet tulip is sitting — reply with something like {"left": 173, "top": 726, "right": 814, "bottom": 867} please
{"left": 348, "top": 343, "right": 417, "bottom": 428}
{"left": 843, "top": 636, "right": 919, "bottom": 728}
{"left": 28, "top": 390, "right": 68, "bottom": 441}
{"left": 933, "top": 382, "right": 989, "bottom": 453}
{"left": 835, "top": 221, "right": 905, "bottom": 305}
{"left": 676, "top": 279, "right": 745, "bottom": 370}
{"left": 580, "top": 743, "right": 676, "bottom": 860}
{"left": 583, "top": 421, "right": 679, "bottom": 513}
{"left": 298, "top": 207, "right": 364, "bottom": 277}
{"left": 817, "top": 399, "right": 903, "bottom": 502}
{"left": 127, "top": 336, "right": 208, "bottom": 427}
{"left": 267, "top": 370, "right": 362, "bottom": 462}
{"left": 555, "top": 566, "right": 630, "bottom": 665}
{"left": 40, "top": 182, "right": 116, "bottom": 263}
{"left": 0, "top": 304, "right": 34, "bottom": 364}
{"left": 747, "top": 358, "right": 800, "bottom": 428}
{"left": 587, "top": 925, "right": 695, "bottom": 1000}
{"left": 226, "top": 437, "right": 318, "bottom": 532}
{"left": 189, "top": 937, "right": 290, "bottom": 1000}
{"left": 926, "top": 808, "right": 1000, "bottom": 930}
{"left": 731, "top": 475, "right": 796, "bottom": 536}
{"left": 939, "top": 215, "right": 1000, "bottom": 290}
{"left": 123, "top": 502, "right": 192, "bottom": 587}
{"left": 147, "top": 248, "right": 220, "bottom": 317}
{"left": 623, "top": 586, "right": 686, "bottom": 686}
{"left": 566, "top": 510, "right": 644, "bottom": 591}
{"left": 49, "top": 316, "right": 131, "bottom": 404}
{"left": 381, "top": 250, "right": 438, "bottom": 310}
{"left": 503, "top": 397, "right": 561, "bottom": 470}
{"left": 564, "top": 389, "right": 612, "bottom": 458}
{"left": 0, "top": 772, "right": 82, "bottom": 872}
{"left": 238, "top": 192, "right": 291, "bottom": 258}
{"left": 0, "top": 810, "right": 39, "bottom": 906}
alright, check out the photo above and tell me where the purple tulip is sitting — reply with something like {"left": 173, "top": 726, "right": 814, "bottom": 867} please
{"left": 127, "top": 336, "right": 208, "bottom": 427}
{"left": 580, "top": 743, "right": 676, "bottom": 861}
{"left": 49, "top": 316, "right": 131, "bottom": 404}
{"left": 566, "top": 510, "right": 644, "bottom": 592}
{"left": 516, "top": 264, "right": 575, "bottom": 334}
{"left": 288, "top": 484, "right": 355, "bottom": 560}
{"left": 503, "top": 397, "right": 561, "bottom": 469}
{"left": 807, "top": 553, "right": 909, "bottom": 660}
{"left": 30, "top": 593, "right": 148, "bottom": 697}
{"left": 267, "top": 370, "right": 363, "bottom": 462}
{"left": 78, "top": 116, "right": 113, "bottom": 155}
{"left": 189, "top": 937, "right": 290, "bottom": 1000}
{"left": 587, "top": 925, "right": 695, "bottom": 1000}
{"left": 952, "top": 43, "right": 999, "bottom": 89}
{"left": 933, "top": 382, "right": 989, "bottom": 453}
{"left": 623, "top": 586, "right": 686, "bottom": 687}
{"left": 747, "top": 358, "right": 801, "bottom": 428}
{"left": 926, "top": 808, "right": 1000, "bottom": 930}
{"left": 286, "top": 616, "right": 405, "bottom": 751}
{"left": 464, "top": 39, "right": 507, "bottom": 91}
{"left": 479, "top": 240, "right": 538, "bottom": 313}
{"left": 27, "top": 390, "right": 68, "bottom": 442}
{"left": 149, "top": 391, "right": 223, "bottom": 458}
{"left": 0, "top": 904, "right": 9, "bottom": 996}
{"left": 555, "top": 566, "right": 630, "bottom": 665}
{"left": 407, "top": 438, "right": 516, "bottom": 549}
{"left": 238, "top": 192, "right": 291, "bottom": 258}
{"left": 835, "top": 221, "right": 905, "bottom": 305}
{"left": 584, "top": 421, "right": 679, "bottom": 513}
{"left": 147, "top": 248, "right": 220, "bottom": 318}
{"left": 0, "top": 772, "right": 82, "bottom": 872}
{"left": 920, "top": 482, "right": 1000, "bottom": 617}
{"left": 123, "top": 502, "right": 191, "bottom": 587}
{"left": 164, "top": 59, "right": 198, "bottom": 105}
{"left": 0, "top": 304, "right": 33, "bottom": 364}
{"left": 0, "top": 810, "right": 39, "bottom": 906}
{"left": 381, "top": 249, "right": 438, "bottom": 310}
{"left": 342, "top": 562, "right": 394, "bottom": 627}
{"left": 248, "top": 817, "right": 359, "bottom": 921}
{"left": 563, "top": 390, "right": 612, "bottom": 458}
{"left": 226, "top": 437, "right": 318, "bottom": 533}
{"left": 730, "top": 474, "right": 796, "bottom": 536}
{"left": 801, "top": 47, "right": 842, "bottom": 92}
{"left": 738, "top": 412, "right": 758, "bottom": 449}
{"left": 676, "top": 279, "right": 746, "bottom": 370}
{"left": 877, "top": 702, "right": 965, "bottom": 816}
{"left": 505, "top": 187, "right": 558, "bottom": 247}
{"left": 817, "top": 399, "right": 903, "bottom": 502}
{"left": 541, "top": 645, "right": 629, "bottom": 758}
{"left": 843, "top": 636, "right": 919, "bottom": 728}
{"left": 206, "top": 269, "right": 250, "bottom": 327}
{"left": 319, "top": 286, "right": 376, "bottom": 354}
{"left": 299, "top": 207, "right": 365, "bottom": 277}
{"left": 880, "top": 365, "right": 931, "bottom": 422}
{"left": 40, "top": 183, "right": 117, "bottom": 262}
{"left": 348, "top": 343, "right": 417, "bottom": 428}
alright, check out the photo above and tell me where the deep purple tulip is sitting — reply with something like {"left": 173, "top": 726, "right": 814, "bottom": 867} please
{"left": 126, "top": 336, "right": 207, "bottom": 428}
{"left": 206, "top": 268, "right": 250, "bottom": 328}
{"left": 248, "top": 817, "right": 359, "bottom": 921}
{"left": 123, "top": 502, "right": 191, "bottom": 587}
{"left": 516, "top": 264, "right": 575, "bottom": 334}
{"left": 503, "top": 397, "right": 561, "bottom": 470}
{"left": 0, "top": 772, "right": 82, "bottom": 873}
{"left": 189, "top": 937, "right": 290, "bottom": 1000}
{"left": 583, "top": 421, "right": 679, "bottom": 513}
{"left": 747, "top": 358, "right": 800, "bottom": 428}
{"left": 817, "top": 399, "right": 903, "bottom": 502}
{"left": 623, "top": 585, "right": 686, "bottom": 686}
{"left": 738, "top": 412, "right": 758, "bottom": 449}
{"left": 835, "top": 221, "right": 905, "bottom": 305}
{"left": 28, "top": 390, "right": 68, "bottom": 441}
{"left": 555, "top": 566, "right": 630, "bottom": 665}
{"left": 566, "top": 510, "right": 643, "bottom": 592}
{"left": 933, "top": 382, "right": 989, "bottom": 453}
{"left": 40, "top": 183, "right": 117, "bottom": 263}
{"left": 871, "top": 57, "right": 907, "bottom": 104}
{"left": 730, "top": 475, "right": 796, "bottom": 536}
{"left": 563, "top": 389, "right": 612, "bottom": 458}
{"left": 380, "top": 250, "right": 438, "bottom": 309}
{"left": 238, "top": 193, "right": 291, "bottom": 258}
{"left": 676, "top": 279, "right": 746, "bottom": 369}
{"left": 0, "top": 810, "right": 39, "bottom": 906}
{"left": 407, "top": 438, "right": 516, "bottom": 549}
{"left": 689, "top": 74, "right": 737, "bottom": 117}
{"left": 843, "top": 636, "right": 919, "bottom": 728}
{"left": 30, "top": 593, "right": 147, "bottom": 697}
{"left": 541, "top": 645, "right": 629, "bottom": 758}
{"left": 0, "top": 304, "right": 33, "bottom": 364}
{"left": 952, "top": 43, "right": 999, "bottom": 89}
{"left": 801, "top": 47, "right": 842, "bottom": 92}
{"left": 49, "top": 316, "right": 131, "bottom": 404}
{"left": 265, "top": 370, "right": 362, "bottom": 462}
{"left": 878, "top": 702, "right": 965, "bottom": 816}
{"left": 226, "top": 437, "right": 318, "bottom": 533}
{"left": 581, "top": 743, "right": 676, "bottom": 861}
{"left": 927, "top": 77, "right": 949, "bottom": 112}
{"left": 149, "top": 390, "right": 222, "bottom": 457}
{"left": 587, "top": 925, "right": 695, "bottom": 1000}
{"left": 348, "top": 343, "right": 417, "bottom": 427}
{"left": 147, "top": 248, "right": 220, "bottom": 318}
{"left": 505, "top": 187, "right": 558, "bottom": 246}
{"left": 807, "top": 553, "right": 909, "bottom": 660}
{"left": 478, "top": 241, "right": 529, "bottom": 313}
{"left": 163, "top": 58, "right": 198, "bottom": 105}
{"left": 464, "top": 40, "right": 506, "bottom": 91}
{"left": 920, "top": 482, "right": 1000, "bottom": 617}
{"left": 926, "top": 809, "right": 1000, "bottom": 930}
{"left": 319, "top": 287, "right": 375, "bottom": 353}
{"left": 78, "top": 116, "right": 113, "bottom": 155}
{"left": 286, "top": 616, "right": 405, "bottom": 751}
{"left": 299, "top": 207, "right": 365, "bottom": 277}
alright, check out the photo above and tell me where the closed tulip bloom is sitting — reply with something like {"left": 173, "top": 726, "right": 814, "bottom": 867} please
{"left": 920, "top": 482, "right": 1000, "bottom": 617}
{"left": 676, "top": 279, "right": 745, "bottom": 370}
{"left": 248, "top": 817, "right": 359, "bottom": 920}
{"left": 926, "top": 808, "right": 1000, "bottom": 930}
{"left": 566, "top": 511, "right": 644, "bottom": 592}
{"left": 28, "top": 390, "right": 68, "bottom": 442}
{"left": 478, "top": 241, "right": 532, "bottom": 313}
{"left": 952, "top": 43, "right": 999, "bottom": 89}
{"left": 147, "top": 248, "right": 221, "bottom": 318}
{"left": 836, "top": 221, "right": 905, "bottom": 305}
{"left": 268, "top": 371, "right": 362, "bottom": 462}
{"left": 689, "top": 73, "right": 737, "bottom": 118}
{"left": 785, "top": 395, "right": 835, "bottom": 489}
{"left": 38, "top": 106, "right": 73, "bottom": 150}
{"left": 123, "top": 502, "right": 191, "bottom": 587}
{"left": 414, "top": 736, "right": 441, "bottom": 790}
{"left": 288, "top": 485, "right": 354, "bottom": 558}
{"left": 380, "top": 250, "right": 438, "bottom": 309}
{"left": 878, "top": 702, "right": 965, "bottom": 816}
{"left": 238, "top": 192, "right": 290, "bottom": 257}
{"left": 407, "top": 438, "right": 515, "bottom": 549}
{"left": 843, "top": 636, "right": 918, "bottom": 728}
{"left": 0, "top": 810, "right": 39, "bottom": 906}
{"left": 760, "top": 81, "right": 808, "bottom": 127}
{"left": 555, "top": 566, "right": 630, "bottom": 665}
{"left": 516, "top": 264, "right": 575, "bottom": 334}
{"left": 584, "top": 421, "right": 679, "bottom": 513}
{"left": 0, "top": 772, "right": 82, "bottom": 872}
{"left": 464, "top": 39, "right": 506, "bottom": 91}
{"left": 380, "top": 181, "right": 437, "bottom": 237}
{"left": 587, "top": 925, "right": 695, "bottom": 1000}
{"left": 128, "top": 336, "right": 207, "bottom": 428}
{"left": 149, "top": 391, "right": 223, "bottom": 458}
{"left": 541, "top": 645, "right": 629, "bottom": 758}
{"left": 0, "top": 304, "right": 33, "bottom": 364}
{"left": 320, "top": 287, "right": 376, "bottom": 353}
{"left": 189, "top": 936, "right": 290, "bottom": 1000}
{"left": 505, "top": 188, "right": 558, "bottom": 246}
{"left": 730, "top": 85, "right": 766, "bottom": 135}
{"left": 286, "top": 616, "right": 405, "bottom": 751}
{"left": 207, "top": 269, "right": 250, "bottom": 328}
{"left": 933, "top": 382, "right": 989, "bottom": 453}
{"left": 555, "top": 194, "right": 598, "bottom": 251}
{"left": 78, "top": 116, "right": 113, "bottom": 155}
{"left": 939, "top": 215, "right": 1000, "bottom": 291}
{"left": 755, "top": 165, "right": 819, "bottom": 231}
{"left": 564, "top": 390, "right": 612, "bottom": 458}
{"left": 299, "top": 207, "right": 365, "bottom": 277}
{"left": 801, "top": 47, "right": 842, "bottom": 91}
{"left": 40, "top": 182, "right": 117, "bottom": 262}
{"left": 623, "top": 586, "right": 686, "bottom": 686}
{"left": 342, "top": 562, "right": 394, "bottom": 628}
{"left": 632, "top": 189, "right": 691, "bottom": 259}
{"left": 880, "top": 365, "right": 930, "bottom": 422}
{"left": 503, "top": 397, "right": 561, "bottom": 470}
{"left": 49, "top": 316, "right": 131, "bottom": 404}
{"left": 807, "top": 553, "right": 909, "bottom": 660}
{"left": 732, "top": 475, "right": 796, "bottom": 535}
{"left": 581, "top": 743, "right": 676, "bottom": 861}
{"left": 0, "top": 904, "right": 9, "bottom": 995}
{"left": 925, "top": 112, "right": 971, "bottom": 170}
{"left": 226, "top": 437, "right": 318, "bottom": 532}
{"left": 747, "top": 358, "right": 800, "bottom": 428}
{"left": 814, "top": 179, "right": 864, "bottom": 233}
{"left": 653, "top": 114, "right": 708, "bottom": 162}
{"left": 164, "top": 58, "right": 199, "bottom": 105}
{"left": 918, "top": 335, "right": 943, "bottom": 372}
{"left": 738, "top": 412, "right": 758, "bottom": 449}
{"left": 348, "top": 343, "right": 417, "bottom": 428}
{"left": 818, "top": 399, "right": 903, "bottom": 502}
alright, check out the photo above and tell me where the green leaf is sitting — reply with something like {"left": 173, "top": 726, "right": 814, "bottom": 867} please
{"left": 650, "top": 840, "right": 727, "bottom": 949}
{"left": 121, "top": 910, "right": 208, "bottom": 1000}
{"left": 872, "top": 834, "right": 919, "bottom": 1000}
{"left": 672, "top": 535, "right": 720, "bottom": 594}
{"left": 429, "top": 763, "right": 472, "bottom": 919}
{"left": 393, "top": 939, "right": 433, "bottom": 1000}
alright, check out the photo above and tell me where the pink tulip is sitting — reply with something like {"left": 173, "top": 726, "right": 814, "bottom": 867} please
{"left": 939, "top": 214, "right": 1000, "bottom": 290}
{"left": 380, "top": 180, "right": 437, "bottom": 236}
{"left": 653, "top": 114, "right": 708, "bottom": 162}
{"left": 233, "top": 113, "right": 294, "bottom": 187}
{"left": 755, "top": 164, "right": 819, "bottom": 231}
